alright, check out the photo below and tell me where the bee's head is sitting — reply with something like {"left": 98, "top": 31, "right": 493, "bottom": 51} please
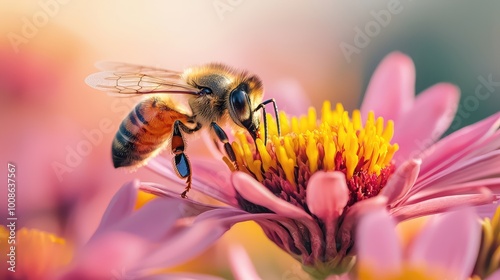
{"left": 228, "top": 82, "right": 261, "bottom": 140}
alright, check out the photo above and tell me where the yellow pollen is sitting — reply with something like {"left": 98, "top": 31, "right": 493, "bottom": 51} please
{"left": 231, "top": 101, "right": 399, "bottom": 185}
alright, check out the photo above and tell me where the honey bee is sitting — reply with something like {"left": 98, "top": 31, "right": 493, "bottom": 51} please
{"left": 86, "top": 62, "right": 281, "bottom": 198}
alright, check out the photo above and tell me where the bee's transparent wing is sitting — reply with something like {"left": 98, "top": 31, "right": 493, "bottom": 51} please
{"left": 94, "top": 61, "right": 184, "bottom": 75}
{"left": 85, "top": 62, "right": 198, "bottom": 96}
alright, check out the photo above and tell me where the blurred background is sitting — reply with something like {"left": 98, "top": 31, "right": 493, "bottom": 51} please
{"left": 1, "top": 1, "right": 499, "bottom": 279}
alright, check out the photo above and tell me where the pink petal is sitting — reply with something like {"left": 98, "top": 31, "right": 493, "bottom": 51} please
{"left": 231, "top": 172, "right": 311, "bottom": 220}
{"left": 191, "top": 158, "right": 237, "bottom": 205}
{"left": 419, "top": 111, "right": 500, "bottom": 176}
{"left": 134, "top": 220, "right": 229, "bottom": 271}
{"left": 417, "top": 152, "right": 500, "bottom": 191}
{"left": 406, "top": 178, "right": 500, "bottom": 206}
{"left": 360, "top": 52, "right": 415, "bottom": 122}
{"left": 306, "top": 171, "right": 349, "bottom": 259}
{"left": 306, "top": 171, "right": 349, "bottom": 222}
{"left": 414, "top": 137, "right": 500, "bottom": 198}
{"left": 129, "top": 209, "right": 289, "bottom": 274}
{"left": 63, "top": 232, "right": 151, "bottom": 279}
{"left": 408, "top": 208, "right": 481, "bottom": 280}
{"left": 94, "top": 198, "right": 184, "bottom": 242}
{"left": 140, "top": 182, "right": 220, "bottom": 215}
{"left": 392, "top": 83, "right": 460, "bottom": 164}
{"left": 229, "top": 246, "right": 262, "bottom": 280}
{"left": 356, "top": 209, "right": 402, "bottom": 273}
{"left": 337, "top": 196, "right": 388, "bottom": 255}
{"left": 380, "top": 159, "right": 421, "bottom": 207}
{"left": 147, "top": 157, "right": 238, "bottom": 206}
{"left": 390, "top": 187, "right": 496, "bottom": 222}
{"left": 406, "top": 152, "right": 500, "bottom": 205}
{"left": 96, "top": 180, "right": 139, "bottom": 232}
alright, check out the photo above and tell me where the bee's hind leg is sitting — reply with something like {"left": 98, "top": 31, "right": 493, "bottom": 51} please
{"left": 171, "top": 120, "right": 200, "bottom": 198}
{"left": 211, "top": 122, "right": 238, "bottom": 170}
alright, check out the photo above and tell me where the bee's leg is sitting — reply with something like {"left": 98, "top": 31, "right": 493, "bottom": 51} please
{"left": 210, "top": 122, "right": 238, "bottom": 170}
{"left": 172, "top": 120, "right": 200, "bottom": 198}
{"left": 254, "top": 98, "right": 281, "bottom": 145}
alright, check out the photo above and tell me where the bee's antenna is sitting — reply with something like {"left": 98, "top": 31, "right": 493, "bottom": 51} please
{"left": 254, "top": 99, "right": 281, "bottom": 145}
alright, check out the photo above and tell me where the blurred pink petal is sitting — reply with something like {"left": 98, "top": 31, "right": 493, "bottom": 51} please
{"left": 360, "top": 52, "right": 415, "bottom": 122}
{"left": 356, "top": 209, "right": 402, "bottom": 273}
{"left": 229, "top": 246, "right": 263, "bottom": 280}
{"left": 408, "top": 208, "right": 481, "bottom": 279}
{"left": 94, "top": 180, "right": 138, "bottom": 233}
{"left": 60, "top": 181, "right": 232, "bottom": 279}
{"left": 134, "top": 220, "right": 228, "bottom": 271}
{"left": 338, "top": 196, "right": 388, "bottom": 255}
{"left": 62, "top": 232, "right": 151, "bottom": 279}
{"left": 355, "top": 207, "right": 483, "bottom": 279}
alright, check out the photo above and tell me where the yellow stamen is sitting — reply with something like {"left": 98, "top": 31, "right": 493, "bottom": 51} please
{"left": 256, "top": 139, "right": 275, "bottom": 171}
{"left": 232, "top": 101, "right": 398, "bottom": 186}
{"left": 306, "top": 133, "right": 318, "bottom": 173}
{"left": 276, "top": 144, "right": 296, "bottom": 185}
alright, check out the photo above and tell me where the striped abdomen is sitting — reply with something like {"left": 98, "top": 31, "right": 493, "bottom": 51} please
{"left": 112, "top": 97, "right": 189, "bottom": 168}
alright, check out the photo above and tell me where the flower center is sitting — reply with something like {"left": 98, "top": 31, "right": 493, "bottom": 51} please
{"left": 230, "top": 101, "right": 399, "bottom": 212}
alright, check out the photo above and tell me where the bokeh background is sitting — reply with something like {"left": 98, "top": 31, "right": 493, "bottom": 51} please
{"left": 1, "top": 1, "right": 499, "bottom": 279}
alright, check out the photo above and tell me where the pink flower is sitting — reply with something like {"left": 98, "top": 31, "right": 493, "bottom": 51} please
{"left": 228, "top": 246, "right": 263, "bottom": 280}
{"left": 355, "top": 207, "right": 483, "bottom": 279}
{"left": 140, "top": 52, "right": 499, "bottom": 277}
{"left": 58, "top": 180, "right": 229, "bottom": 279}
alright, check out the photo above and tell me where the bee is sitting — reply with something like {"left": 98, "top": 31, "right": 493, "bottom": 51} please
{"left": 86, "top": 62, "right": 281, "bottom": 198}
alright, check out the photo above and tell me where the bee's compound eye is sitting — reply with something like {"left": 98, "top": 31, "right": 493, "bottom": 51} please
{"left": 229, "top": 87, "right": 251, "bottom": 123}
{"left": 198, "top": 87, "right": 212, "bottom": 95}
